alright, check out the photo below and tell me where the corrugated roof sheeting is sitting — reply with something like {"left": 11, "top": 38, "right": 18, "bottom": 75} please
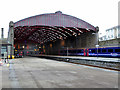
{"left": 14, "top": 11, "right": 96, "bottom": 31}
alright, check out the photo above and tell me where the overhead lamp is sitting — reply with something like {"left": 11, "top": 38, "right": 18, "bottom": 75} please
{"left": 78, "top": 33, "right": 80, "bottom": 35}
{"left": 92, "top": 33, "right": 96, "bottom": 35}
{"left": 64, "top": 37, "right": 66, "bottom": 39}
{"left": 86, "top": 28, "right": 90, "bottom": 31}
{"left": 73, "top": 33, "right": 75, "bottom": 35}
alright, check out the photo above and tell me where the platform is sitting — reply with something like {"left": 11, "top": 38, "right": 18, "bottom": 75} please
{"left": 1, "top": 57, "right": 118, "bottom": 89}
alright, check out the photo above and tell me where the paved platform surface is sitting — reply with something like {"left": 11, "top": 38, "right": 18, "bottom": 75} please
{"left": 1, "top": 57, "right": 119, "bottom": 88}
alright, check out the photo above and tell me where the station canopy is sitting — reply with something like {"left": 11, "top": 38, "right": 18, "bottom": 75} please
{"left": 14, "top": 11, "right": 96, "bottom": 44}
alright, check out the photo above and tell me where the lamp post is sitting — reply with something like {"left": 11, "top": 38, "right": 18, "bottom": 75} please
{"left": 93, "top": 27, "right": 99, "bottom": 58}
{"left": 95, "top": 26, "right": 99, "bottom": 58}
{"left": 96, "top": 44, "right": 99, "bottom": 58}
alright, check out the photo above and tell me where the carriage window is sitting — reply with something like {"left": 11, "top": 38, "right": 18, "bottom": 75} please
{"left": 102, "top": 49, "right": 107, "bottom": 53}
{"left": 108, "top": 49, "right": 113, "bottom": 52}
{"left": 71, "top": 50, "right": 74, "bottom": 53}
{"left": 81, "top": 49, "right": 84, "bottom": 52}
{"left": 91, "top": 49, "right": 95, "bottom": 53}
{"left": 98, "top": 49, "right": 101, "bottom": 53}
{"left": 65, "top": 50, "right": 67, "bottom": 53}
{"left": 68, "top": 50, "right": 72, "bottom": 53}
{"left": 60, "top": 51, "right": 63, "bottom": 53}
{"left": 68, "top": 50, "right": 70, "bottom": 53}
{"left": 89, "top": 50, "right": 91, "bottom": 52}
{"left": 73, "top": 50, "right": 76, "bottom": 53}
{"left": 77, "top": 50, "right": 82, "bottom": 53}
{"left": 115, "top": 49, "right": 120, "bottom": 52}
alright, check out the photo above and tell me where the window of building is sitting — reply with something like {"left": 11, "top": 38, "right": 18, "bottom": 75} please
{"left": 118, "top": 26, "right": 120, "bottom": 38}
{"left": 1, "top": 48, "right": 6, "bottom": 54}
{"left": 1, "top": 46, "right": 7, "bottom": 54}
{"left": 111, "top": 35, "right": 113, "bottom": 38}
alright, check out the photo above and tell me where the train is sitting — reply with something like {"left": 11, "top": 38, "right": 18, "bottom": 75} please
{"left": 59, "top": 46, "right": 120, "bottom": 58}
{"left": 14, "top": 50, "right": 24, "bottom": 58}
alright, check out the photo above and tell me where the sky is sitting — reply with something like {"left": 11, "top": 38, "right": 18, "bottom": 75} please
{"left": 0, "top": 0, "right": 119, "bottom": 38}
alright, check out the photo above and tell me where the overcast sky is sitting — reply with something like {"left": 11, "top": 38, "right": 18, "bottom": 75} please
{"left": 0, "top": 0, "right": 119, "bottom": 38}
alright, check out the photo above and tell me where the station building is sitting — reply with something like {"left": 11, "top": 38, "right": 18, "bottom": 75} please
{"left": 99, "top": 26, "right": 120, "bottom": 47}
{"left": 7, "top": 11, "right": 99, "bottom": 56}
{"left": 0, "top": 28, "right": 12, "bottom": 58}
{"left": 99, "top": 26, "right": 120, "bottom": 41}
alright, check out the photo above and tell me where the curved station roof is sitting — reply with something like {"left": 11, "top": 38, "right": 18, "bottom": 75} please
{"left": 14, "top": 11, "right": 96, "bottom": 44}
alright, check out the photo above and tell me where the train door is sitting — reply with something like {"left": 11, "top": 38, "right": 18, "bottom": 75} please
{"left": 84, "top": 49, "right": 89, "bottom": 56}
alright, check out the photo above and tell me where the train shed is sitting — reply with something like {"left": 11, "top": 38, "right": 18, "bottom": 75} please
{"left": 8, "top": 11, "right": 99, "bottom": 56}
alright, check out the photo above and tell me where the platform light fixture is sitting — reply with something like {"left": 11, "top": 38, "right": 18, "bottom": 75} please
{"left": 78, "top": 33, "right": 80, "bottom": 35}
{"left": 96, "top": 44, "right": 99, "bottom": 58}
{"left": 86, "top": 28, "right": 90, "bottom": 31}
{"left": 92, "top": 33, "right": 96, "bottom": 35}
{"left": 64, "top": 37, "right": 66, "bottom": 39}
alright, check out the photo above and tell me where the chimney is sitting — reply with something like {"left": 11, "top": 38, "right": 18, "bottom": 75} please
{"left": 1, "top": 28, "right": 4, "bottom": 39}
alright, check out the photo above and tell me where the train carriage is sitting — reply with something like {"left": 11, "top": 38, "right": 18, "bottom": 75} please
{"left": 88, "top": 47, "right": 120, "bottom": 57}
{"left": 59, "top": 47, "right": 120, "bottom": 58}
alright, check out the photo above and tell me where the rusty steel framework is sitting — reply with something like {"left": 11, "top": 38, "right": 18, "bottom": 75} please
{"left": 14, "top": 11, "right": 96, "bottom": 44}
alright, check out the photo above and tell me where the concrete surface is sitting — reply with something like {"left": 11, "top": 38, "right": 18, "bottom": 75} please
{"left": 1, "top": 57, "right": 118, "bottom": 88}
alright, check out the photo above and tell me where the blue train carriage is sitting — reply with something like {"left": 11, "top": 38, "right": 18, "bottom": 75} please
{"left": 75, "top": 49, "right": 84, "bottom": 56}
{"left": 88, "top": 47, "right": 120, "bottom": 58}
{"left": 60, "top": 48, "right": 85, "bottom": 56}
